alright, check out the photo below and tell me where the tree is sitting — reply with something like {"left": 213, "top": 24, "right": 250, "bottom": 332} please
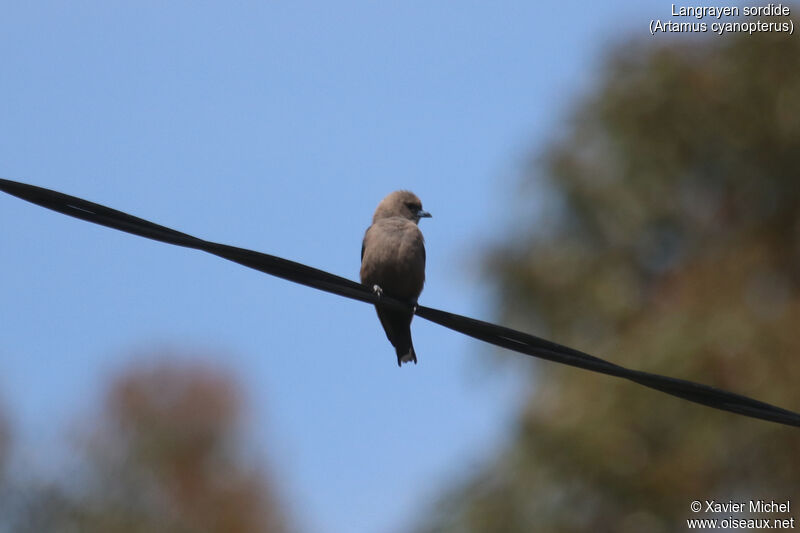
{"left": 419, "top": 25, "right": 800, "bottom": 533}
{"left": 7, "top": 359, "right": 288, "bottom": 533}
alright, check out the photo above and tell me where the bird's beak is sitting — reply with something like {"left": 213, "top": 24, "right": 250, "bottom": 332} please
{"left": 418, "top": 210, "right": 432, "bottom": 218}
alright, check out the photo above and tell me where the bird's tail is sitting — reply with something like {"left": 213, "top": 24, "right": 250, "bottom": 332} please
{"left": 396, "top": 344, "right": 417, "bottom": 366}
{"left": 376, "top": 307, "right": 417, "bottom": 367}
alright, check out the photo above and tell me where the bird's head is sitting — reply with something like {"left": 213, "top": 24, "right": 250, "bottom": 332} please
{"left": 373, "top": 190, "right": 432, "bottom": 224}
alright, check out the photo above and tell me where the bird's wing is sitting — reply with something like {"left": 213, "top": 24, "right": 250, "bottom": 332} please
{"left": 360, "top": 225, "right": 370, "bottom": 262}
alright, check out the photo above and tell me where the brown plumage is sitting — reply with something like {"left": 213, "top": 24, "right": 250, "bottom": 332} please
{"left": 360, "top": 191, "right": 431, "bottom": 366}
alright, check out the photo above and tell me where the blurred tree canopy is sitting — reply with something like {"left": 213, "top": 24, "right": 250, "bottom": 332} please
{"left": 418, "top": 26, "right": 800, "bottom": 533}
{"left": 2, "top": 360, "right": 287, "bottom": 533}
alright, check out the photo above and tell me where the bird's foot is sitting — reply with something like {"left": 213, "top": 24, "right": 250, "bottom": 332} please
{"left": 372, "top": 284, "right": 384, "bottom": 298}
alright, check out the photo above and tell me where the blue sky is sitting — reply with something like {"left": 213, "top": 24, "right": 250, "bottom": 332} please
{"left": 1, "top": 3, "right": 653, "bottom": 532}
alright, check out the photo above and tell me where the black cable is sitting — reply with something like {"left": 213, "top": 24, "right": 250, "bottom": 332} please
{"left": 2, "top": 177, "right": 799, "bottom": 428}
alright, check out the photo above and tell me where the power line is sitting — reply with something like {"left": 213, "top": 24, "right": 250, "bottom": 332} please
{"left": 2, "top": 177, "right": 799, "bottom": 428}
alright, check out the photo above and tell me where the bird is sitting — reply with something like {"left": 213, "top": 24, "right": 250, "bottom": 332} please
{"left": 360, "top": 191, "right": 431, "bottom": 366}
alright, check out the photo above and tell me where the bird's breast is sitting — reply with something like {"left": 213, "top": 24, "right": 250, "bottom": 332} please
{"left": 360, "top": 219, "right": 426, "bottom": 301}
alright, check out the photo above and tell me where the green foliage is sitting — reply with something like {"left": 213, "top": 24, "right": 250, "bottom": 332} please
{"left": 420, "top": 27, "right": 800, "bottom": 533}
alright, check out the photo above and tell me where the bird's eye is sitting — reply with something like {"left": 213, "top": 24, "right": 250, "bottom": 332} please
{"left": 405, "top": 202, "right": 420, "bottom": 212}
